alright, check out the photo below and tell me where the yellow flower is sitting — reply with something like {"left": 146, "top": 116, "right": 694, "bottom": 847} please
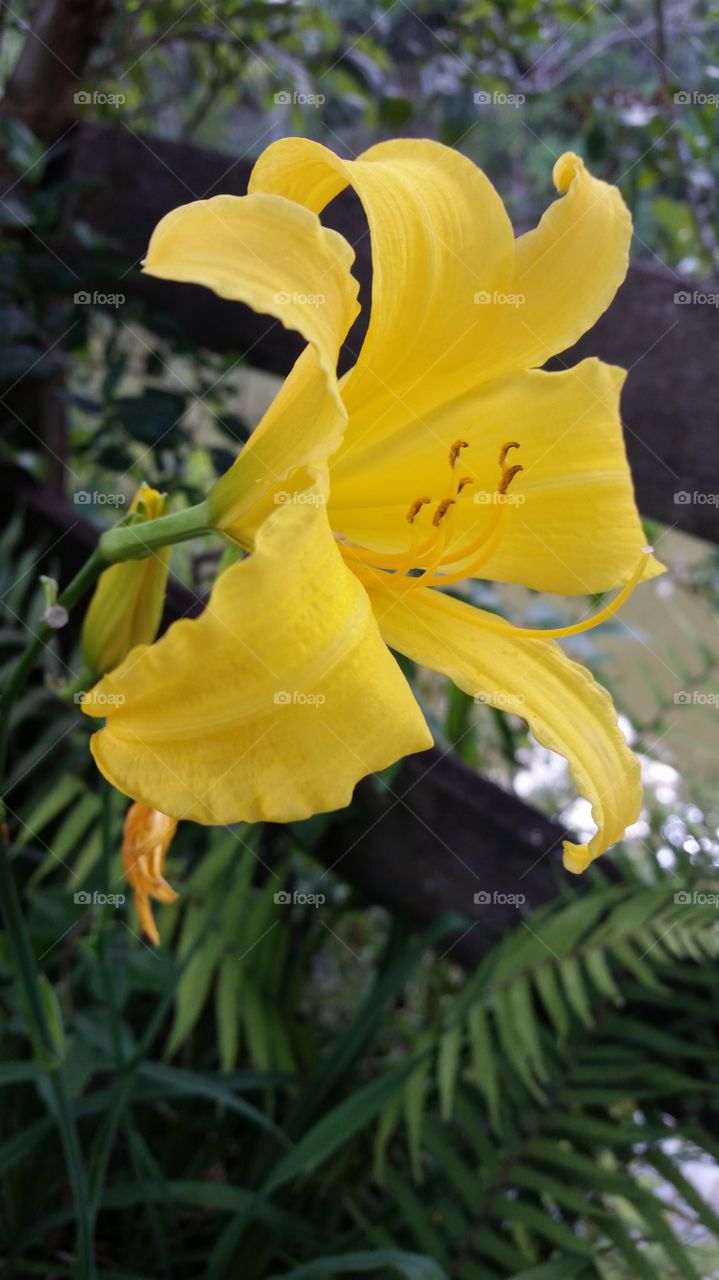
{"left": 81, "top": 483, "right": 171, "bottom": 676}
{"left": 83, "top": 139, "right": 663, "bottom": 875}
{"left": 121, "top": 802, "right": 178, "bottom": 946}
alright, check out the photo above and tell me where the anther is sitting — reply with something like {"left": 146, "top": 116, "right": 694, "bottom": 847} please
{"left": 499, "top": 441, "right": 520, "bottom": 466}
{"left": 432, "top": 498, "right": 455, "bottom": 527}
{"left": 499, "top": 464, "right": 523, "bottom": 495}
{"left": 449, "top": 439, "right": 469, "bottom": 468}
{"left": 406, "top": 496, "right": 431, "bottom": 524}
{"left": 457, "top": 476, "right": 474, "bottom": 493}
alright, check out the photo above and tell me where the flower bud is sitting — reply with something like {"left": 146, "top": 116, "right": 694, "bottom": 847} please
{"left": 81, "top": 483, "right": 170, "bottom": 676}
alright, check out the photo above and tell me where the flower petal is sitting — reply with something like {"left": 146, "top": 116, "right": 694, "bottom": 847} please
{"left": 328, "top": 359, "right": 663, "bottom": 595}
{"left": 141, "top": 192, "right": 360, "bottom": 529}
{"left": 487, "top": 151, "right": 632, "bottom": 376}
{"left": 249, "top": 137, "right": 515, "bottom": 441}
{"left": 83, "top": 484, "right": 432, "bottom": 825}
{"left": 366, "top": 581, "right": 642, "bottom": 872}
{"left": 81, "top": 483, "right": 171, "bottom": 676}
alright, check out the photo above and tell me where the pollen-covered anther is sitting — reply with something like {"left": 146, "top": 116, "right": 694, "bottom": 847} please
{"left": 499, "top": 463, "right": 523, "bottom": 495}
{"left": 406, "top": 496, "right": 431, "bottom": 524}
{"left": 457, "top": 476, "right": 474, "bottom": 493}
{"left": 432, "top": 497, "right": 456, "bottom": 527}
{"left": 499, "top": 440, "right": 520, "bottom": 467}
{"left": 449, "top": 439, "right": 469, "bottom": 468}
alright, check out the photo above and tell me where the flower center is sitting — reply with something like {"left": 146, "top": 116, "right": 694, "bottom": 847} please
{"left": 337, "top": 438, "right": 523, "bottom": 590}
{"left": 336, "top": 439, "right": 654, "bottom": 642}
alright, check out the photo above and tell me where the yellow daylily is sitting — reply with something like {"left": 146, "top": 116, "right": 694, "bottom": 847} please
{"left": 81, "top": 483, "right": 170, "bottom": 677}
{"left": 83, "top": 138, "right": 663, "bottom": 875}
{"left": 121, "top": 802, "right": 178, "bottom": 946}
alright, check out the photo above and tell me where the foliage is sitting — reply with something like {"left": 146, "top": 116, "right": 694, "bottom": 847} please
{"left": 2, "top": 517, "right": 719, "bottom": 1276}
{"left": 2, "top": 3, "right": 719, "bottom": 1277}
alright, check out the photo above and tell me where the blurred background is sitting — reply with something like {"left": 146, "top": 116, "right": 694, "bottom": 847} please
{"left": 1, "top": 1, "right": 719, "bottom": 1277}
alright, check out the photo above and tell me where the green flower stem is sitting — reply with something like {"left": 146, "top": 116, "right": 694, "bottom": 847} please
{"left": 99, "top": 499, "right": 212, "bottom": 563}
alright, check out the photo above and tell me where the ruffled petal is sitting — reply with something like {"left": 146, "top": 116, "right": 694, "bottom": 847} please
{"left": 140, "top": 191, "right": 360, "bottom": 530}
{"left": 249, "top": 137, "right": 515, "bottom": 444}
{"left": 83, "top": 484, "right": 432, "bottom": 825}
{"left": 485, "top": 151, "right": 633, "bottom": 377}
{"left": 366, "top": 581, "right": 642, "bottom": 873}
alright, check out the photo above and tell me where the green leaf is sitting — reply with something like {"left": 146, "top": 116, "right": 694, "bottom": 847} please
{"left": 437, "top": 1022, "right": 462, "bottom": 1122}
{"left": 268, "top": 1250, "right": 447, "bottom": 1279}
{"left": 114, "top": 389, "right": 187, "bottom": 445}
{"left": 466, "top": 1004, "right": 500, "bottom": 1130}
{"left": 265, "top": 1058, "right": 419, "bottom": 1194}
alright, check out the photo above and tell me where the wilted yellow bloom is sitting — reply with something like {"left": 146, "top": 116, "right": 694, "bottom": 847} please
{"left": 84, "top": 139, "right": 663, "bottom": 874}
{"left": 121, "top": 802, "right": 178, "bottom": 946}
{"left": 81, "top": 483, "right": 170, "bottom": 676}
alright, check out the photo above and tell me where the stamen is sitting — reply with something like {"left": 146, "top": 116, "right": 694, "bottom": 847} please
{"left": 414, "top": 500, "right": 458, "bottom": 586}
{"left": 499, "top": 440, "right": 520, "bottom": 466}
{"left": 335, "top": 438, "right": 522, "bottom": 590}
{"left": 499, "top": 464, "right": 523, "bottom": 495}
{"left": 432, "top": 497, "right": 455, "bottom": 528}
{"left": 424, "top": 506, "right": 510, "bottom": 586}
{"left": 407, "top": 496, "right": 431, "bottom": 524}
{"left": 449, "top": 439, "right": 469, "bottom": 468}
{"left": 465, "top": 549, "right": 653, "bottom": 640}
